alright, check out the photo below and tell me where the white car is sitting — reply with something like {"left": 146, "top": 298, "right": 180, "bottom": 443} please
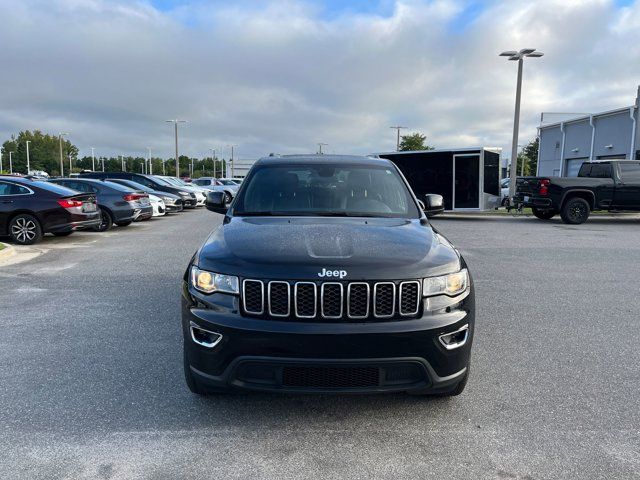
{"left": 155, "top": 176, "right": 207, "bottom": 207}
{"left": 149, "top": 194, "right": 166, "bottom": 217}
{"left": 192, "top": 177, "right": 239, "bottom": 203}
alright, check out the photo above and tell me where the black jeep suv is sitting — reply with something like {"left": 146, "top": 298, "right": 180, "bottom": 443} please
{"left": 182, "top": 155, "right": 474, "bottom": 396}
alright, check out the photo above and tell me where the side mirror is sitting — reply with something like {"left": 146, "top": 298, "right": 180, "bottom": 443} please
{"left": 423, "top": 194, "right": 444, "bottom": 217}
{"left": 206, "top": 191, "right": 228, "bottom": 214}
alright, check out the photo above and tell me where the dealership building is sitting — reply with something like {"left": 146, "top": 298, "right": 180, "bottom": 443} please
{"left": 538, "top": 87, "right": 640, "bottom": 177}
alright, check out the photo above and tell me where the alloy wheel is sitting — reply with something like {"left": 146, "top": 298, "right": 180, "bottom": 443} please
{"left": 11, "top": 217, "right": 37, "bottom": 243}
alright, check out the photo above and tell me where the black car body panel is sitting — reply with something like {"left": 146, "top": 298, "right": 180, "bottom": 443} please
{"left": 182, "top": 155, "right": 474, "bottom": 394}
{"left": 0, "top": 176, "right": 101, "bottom": 238}
{"left": 50, "top": 178, "right": 153, "bottom": 223}
{"left": 80, "top": 172, "right": 197, "bottom": 207}
{"left": 197, "top": 217, "right": 461, "bottom": 280}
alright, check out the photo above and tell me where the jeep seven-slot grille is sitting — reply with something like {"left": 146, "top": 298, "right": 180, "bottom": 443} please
{"left": 242, "top": 279, "right": 421, "bottom": 321}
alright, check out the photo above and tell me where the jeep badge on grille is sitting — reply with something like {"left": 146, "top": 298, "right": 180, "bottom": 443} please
{"left": 318, "top": 268, "right": 347, "bottom": 279}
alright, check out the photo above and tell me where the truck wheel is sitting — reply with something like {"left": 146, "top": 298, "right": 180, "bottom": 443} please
{"left": 560, "top": 197, "right": 590, "bottom": 225}
{"left": 531, "top": 208, "right": 556, "bottom": 220}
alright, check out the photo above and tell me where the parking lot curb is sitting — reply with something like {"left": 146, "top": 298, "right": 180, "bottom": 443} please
{"left": 0, "top": 243, "right": 16, "bottom": 261}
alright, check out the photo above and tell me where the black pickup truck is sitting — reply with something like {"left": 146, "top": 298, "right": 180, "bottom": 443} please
{"left": 514, "top": 160, "right": 640, "bottom": 224}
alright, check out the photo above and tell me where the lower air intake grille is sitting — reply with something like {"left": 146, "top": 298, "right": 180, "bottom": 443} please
{"left": 282, "top": 366, "right": 379, "bottom": 388}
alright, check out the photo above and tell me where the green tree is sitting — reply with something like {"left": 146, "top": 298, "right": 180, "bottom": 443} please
{"left": 2, "top": 130, "right": 78, "bottom": 175}
{"left": 515, "top": 137, "right": 539, "bottom": 176}
{"left": 398, "top": 132, "right": 435, "bottom": 152}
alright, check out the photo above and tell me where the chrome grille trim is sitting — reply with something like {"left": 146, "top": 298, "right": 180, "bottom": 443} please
{"left": 373, "top": 282, "right": 396, "bottom": 319}
{"left": 347, "top": 282, "right": 370, "bottom": 319}
{"left": 320, "top": 282, "right": 343, "bottom": 319}
{"left": 267, "top": 281, "right": 290, "bottom": 317}
{"left": 399, "top": 280, "right": 421, "bottom": 316}
{"left": 242, "top": 279, "right": 264, "bottom": 315}
{"left": 294, "top": 282, "right": 317, "bottom": 318}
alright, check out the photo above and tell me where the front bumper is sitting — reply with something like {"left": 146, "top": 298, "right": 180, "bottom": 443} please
{"left": 182, "top": 283, "right": 474, "bottom": 394}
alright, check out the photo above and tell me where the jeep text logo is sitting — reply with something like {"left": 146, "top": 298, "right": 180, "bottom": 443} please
{"left": 317, "top": 268, "right": 347, "bottom": 279}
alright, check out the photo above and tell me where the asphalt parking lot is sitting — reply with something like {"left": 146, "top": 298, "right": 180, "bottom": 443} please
{"left": 1, "top": 210, "right": 639, "bottom": 479}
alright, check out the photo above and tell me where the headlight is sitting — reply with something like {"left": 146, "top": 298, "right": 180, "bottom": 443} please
{"left": 190, "top": 266, "right": 239, "bottom": 294}
{"left": 423, "top": 269, "right": 468, "bottom": 297}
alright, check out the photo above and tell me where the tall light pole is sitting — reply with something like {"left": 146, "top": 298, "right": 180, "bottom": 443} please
{"left": 58, "top": 133, "right": 68, "bottom": 177}
{"left": 389, "top": 126, "right": 407, "bottom": 151}
{"left": 101, "top": 156, "right": 105, "bottom": 172}
{"left": 91, "top": 147, "right": 95, "bottom": 171}
{"left": 9, "top": 152, "right": 14, "bottom": 174}
{"left": 147, "top": 147, "right": 152, "bottom": 175}
{"left": 500, "top": 48, "right": 544, "bottom": 198}
{"left": 317, "top": 143, "right": 328, "bottom": 154}
{"left": 120, "top": 155, "right": 125, "bottom": 172}
{"left": 0, "top": 147, "right": 3, "bottom": 173}
{"left": 210, "top": 148, "right": 216, "bottom": 178}
{"left": 166, "top": 119, "right": 187, "bottom": 177}
{"left": 25, "top": 141, "right": 31, "bottom": 174}
{"left": 68, "top": 153, "right": 72, "bottom": 174}
{"left": 227, "top": 145, "right": 237, "bottom": 178}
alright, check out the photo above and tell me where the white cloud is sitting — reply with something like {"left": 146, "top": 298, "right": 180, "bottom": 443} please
{"left": 1, "top": 0, "right": 639, "bottom": 161}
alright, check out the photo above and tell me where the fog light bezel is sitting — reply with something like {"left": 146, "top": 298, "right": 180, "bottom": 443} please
{"left": 438, "top": 324, "right": 469, "bottom": 350}
{"left": 190, "top": 321, "right": 223, "bottom": 349}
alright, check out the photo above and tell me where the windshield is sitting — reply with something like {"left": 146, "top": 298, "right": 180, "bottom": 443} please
{"left": 233, "top": 164, "right": 420, "bottom": 218}
{"left": 219, "top": 179, "right": 236, "bottom": 185}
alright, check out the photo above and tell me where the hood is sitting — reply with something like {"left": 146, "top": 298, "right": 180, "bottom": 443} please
{"left": 197, "top": 217, "right": 461, "bottom": 280}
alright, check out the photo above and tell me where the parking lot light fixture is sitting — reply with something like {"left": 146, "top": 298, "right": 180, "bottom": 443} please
{"left": 9, "top": 151, "right": 14, "bottom": 174}
{"left": 58, "top": 133, "right": 68, "bottom": 177}
{"left": 25, "top": 141, "right": 31, "bottom": 174}
{"left": 0, "top": 147, "right": 3, "bottom": 173}
{"left": 147, "top": 147, "right": 152, "bottom": 175}
{"left": 166, "top": 119, "right": 187, "bottom": 177}
{"left": 91, "top": 147, "right": 95, "bottom": 171}
{"left": 227, "top": 144, "right": 237, "bottom": 178}
{"left": 500, "top": 48, "right": 544, "bottom": 198}
{"left": 317, "top": 143, "right": 328, "bottom": 154}
{"left": 390, "top": 126, "right": 407, "bottom": 151}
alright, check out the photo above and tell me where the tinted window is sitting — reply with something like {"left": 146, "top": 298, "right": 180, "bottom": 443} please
{"left": 193, "top": 179, "right": 211, "bottom": 186}
{"left": 111, "top": 179, "right": 151, "bottom": 192}
{"left": 32, "top": 181, "right": 78, "bottom": 195}
{"left": 234, "top": 164, "right": 420, "bottom": 218}
{"left": 0, "top": 182, "right": 31, "bottom": 195}
{"left": 589, "top": 164, "right": 612, "bottom": 178}
{"left": 619, "top": 163, "right": 640, "bottom": 181}
{"left": 102, "top": 181, "right": 136, "bottom": 192}
{"left": 219, "top": 180, "right": 236, "bottom": 185}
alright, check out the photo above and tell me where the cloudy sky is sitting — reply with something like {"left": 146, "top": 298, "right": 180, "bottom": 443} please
{"left": 1, "top": 0, "right": 639, "bottom": 160}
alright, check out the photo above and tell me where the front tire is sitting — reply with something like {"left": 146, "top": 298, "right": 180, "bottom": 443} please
{"left": 9, "top": 214, "right": 43, "bottom": 245}
{"left": 560, "top": 197, "right": 590, "bottom": 225}
{"left": 224, "top": 191, "right": 232, "bottom": 204}
{"left": 531, "top": 208, "right": 556, "bottom": 220}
